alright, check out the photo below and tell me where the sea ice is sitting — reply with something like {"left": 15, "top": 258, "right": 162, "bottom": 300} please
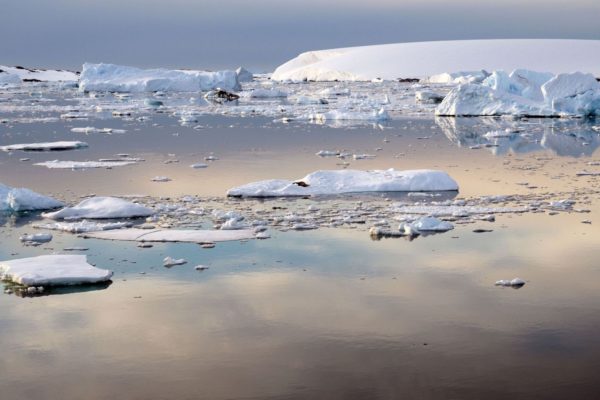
{"left": 0, "top": 255, "right": 113, "bottom": 286}
{"left": 42, "top": 197, "right": 154, "bottom": 220}
{"left": 35, "top": 160, "right": 137, "bottom": 169}
{"left": 227, "top": 169, "right": 458, "bottom": 197}
{"left": 81, "top": 228, "right": 257, "bottom": 243}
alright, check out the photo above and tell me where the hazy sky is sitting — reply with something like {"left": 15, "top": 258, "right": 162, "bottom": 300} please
{"left": 1, "top": 0, "right": 599, "bottom": 72}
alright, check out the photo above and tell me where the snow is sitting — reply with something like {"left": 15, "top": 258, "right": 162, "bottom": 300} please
{"left": 436, "top": 70, "right": 600, "bottom": 117}
{"left": 81, "top": 228, "right": 256, "bottom": 243}
{"left": 0, "top": 141, "right": 88, "bottom": 152}
{"left": 227, "top": 169, "right": 459, "bottom": 197}
{"left": 0, "top": 255, "right": 113, "bottom": 287}
{"left": 79, "top": 63, "right": 240, "bottom": 92}
{"left": 0, "top": 65, "right": 79, "bottom": 82}
{"left": 42, "top": 197, "right": 154, "bottom": 220}
{"left": 271, "top": 40, "right": 600, "bottom": 82}
{"left": 35, "top": 160, "right": 137, "bottom": 169}
{"left": 0, "top": 183, "right": 64, "bottom": 212}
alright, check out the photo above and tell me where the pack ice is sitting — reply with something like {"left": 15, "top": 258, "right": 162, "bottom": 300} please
{"left": 0, "top": 255, "right": 113, "bottom": 286}
{"left": 43, "top": 197, "right": 154, "bottom": 220}
{"left": 227, "top": 169, "right": 458, "bottom": 197}
{"left": 271, "top": 39, "right": 600, "bottom": 82}
{"left": 0, "top": 183, "right": 63, "bottom": 212}
{"left": 0, "top": 65, "right": 79, "bottom": 82}
{"left": 79, "top": 63, "right": 240, "bottom": 92}
{"left": 436, "top": 70, "right": 600, "bottom": 117}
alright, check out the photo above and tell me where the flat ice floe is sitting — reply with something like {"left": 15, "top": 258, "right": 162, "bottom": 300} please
{"left": 0, "top": 183, "right": 64, "bottom": 212}
{"left": 0, "top": 141, "right": 88, "bottom": 152}
{"left": 35, "top": 160, "right": 137, "bottom": 169}
{"left": 227, "top": 169, "right": 458, "bottom": 197}
{"left": 436, "top": 70, "right": 600, "bottom": 117}
{"left": 34, "top": 220, "right": 132, "bottom": 233}
{"left": 271, "top": 39, "right": 600, "bottom": 81}
{"left": 0, "top": 255, "right": 113, "bottom": 286}
{"left": 82, "top": 228, "right": 256, "bottom": 243}
{"left": 79, "top": 63, "right": 240, "bottom": 92}
{"left": 298, "top": 108, "right": 389, "bottom": 123}
{"left": 43, "top": 197, "right": 154, "bottom": 220}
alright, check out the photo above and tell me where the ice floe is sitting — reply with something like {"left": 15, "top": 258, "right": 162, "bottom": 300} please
{"left": 42, "top": 197, "right": 154, "bottom": 220}
{"left": 163, "top": 257, "right": 187, "bottom": 267}
{"left": 19, "top": 233, "right": 53, "bottom": 244}
{"left": 79, "top": 63, "right": 240, "bottom": 92}
{"left": 0, "top": 65, "right": 79, "bottom": 82}
{"left": 495, "top": 278, "right": 526, "bottom": 288}
{"left": 0, "top": 255, "right": 113, "bottom": 287}
{"left": 0, "top": 141, "right": 88, "bottom": 152}
{"left": 33, "top": 220, "right": 132, "bottom": 233}
{"left": 81, "top": 228, "right": 257, "bottom": 243}
{"left": 0, "top": 183, "right": 64, "bottom": 212}
{"left": 227, "top": 169, "right": 458, "bottom": 197}
{"left": 35, "top": 160, "right": 137, "bottom": 169}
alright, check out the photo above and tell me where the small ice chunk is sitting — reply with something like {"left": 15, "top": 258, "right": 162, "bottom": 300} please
{"left": 20, "top": 233, "right": 53, "bottom": 244}
{"left": 0, "top": 141, "right": 88, "bottom": 152}
{"left": 163, "top": 256, "right": 187, "bottom": 267}
{"left": 0, "top": 183, "right": 64, "bottom": 212}
{"left": 495, "top": 278, "right": 526, "bottom": 288}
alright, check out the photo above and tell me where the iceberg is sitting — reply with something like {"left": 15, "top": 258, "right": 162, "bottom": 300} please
{"left": 42, "top": 197, "right": 154, "bottom": 220}
{"left": 0, "top": 65, "right": 79, "bottom": 82}
{"left": 0, "top": 183, "right": 64, "bottom": 212}
{"left": 79, "top": 63, "right": 240, "bottom": 92}
{"left": 436, "top": 70, "right": 600, "bottom": 117}
{"left": 0, "top": 255, "right": 113, "bottom": 286}
{"left": 236, "top": 67, "right": 253, "bottom": 82}
{"left": 272, "top": 39, "right": 600, "bottom": 82}
{"left": 0, "top": 71, "right": 21, "bottom": 86}
{"left": 227, "top": 169, "right": 458, "bottom": 197}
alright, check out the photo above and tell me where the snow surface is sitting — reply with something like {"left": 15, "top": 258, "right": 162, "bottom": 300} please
{"left": 0, "top": 255, "right": 113, "bottom": 286}
{"left": 272, "top": 40, "right": 600, "bottom": 82}
{"left": 43, "top": 197, "right": 154, "bottom": 220}
{"left": 79, "top": 63, "right": 240, "bottom": 92}
{"left": 436, "top": 70, "right": 600, "bottom": 117}
{"left": 0, "top": 65, "right": 78, "bottom": 82}
{"left": 82, "top": 228, "right": 256, "bottom": 243}
{"left": 227, "top": 169, "right": 458, "bottom": 197}
{"left": 0, "top": 183, "right": 64, "bottom": 212}
{"left": 0, "top": 141, "right": 88, "bottom": 152}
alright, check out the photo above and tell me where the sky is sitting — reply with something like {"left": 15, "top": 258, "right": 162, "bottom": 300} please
{"left": 1, "top": 0, "right": 599, "bottom": 72}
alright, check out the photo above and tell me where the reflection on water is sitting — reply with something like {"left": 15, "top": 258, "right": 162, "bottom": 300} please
{"left": 437, "top": 116, "right": 600, "bottom": 157}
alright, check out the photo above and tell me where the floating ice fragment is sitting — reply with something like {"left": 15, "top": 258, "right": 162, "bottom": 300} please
{"left": 0, "top": 255, "right": 113, "bottom": 286}
{"left": 0, "top": 141, "right": 88, "bottom": 152}
{"left": 495, "top": 278, "right": 526, "bottom": 288}
{"left": 42, "top": 197, "right": 154, "bottom": 220}
{"left": 20, "top": 233, "right": 53, "bottom": 244}
{"left": 163, "top": 257, "right": 187, "bottom": 267}
{"left": 0, "top": 183, "right": 63, "bottom": 212}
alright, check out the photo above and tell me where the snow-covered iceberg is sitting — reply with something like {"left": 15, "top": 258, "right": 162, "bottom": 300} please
{"left": 436, "top": 70, "right": 600, "bottom": 117}
{"left": 0, "top": 71, "right": 21, "bottom": 86}
{"left": 271, "top": 39, "right": 600, "bottom": 82}
{"left": 227, "top": 169, "right": 458, "bottom": 197}
{"left": 43, "top": 197, "right": 154, "bottom": 220}
{"left": 0, "top": 255, "right": 112, "bottom": 286}
{"left": 79, "top": 63, "right": 240, "bottom": 92}
{"left": 0, "top": 183, "right": 64, "bottom": 212}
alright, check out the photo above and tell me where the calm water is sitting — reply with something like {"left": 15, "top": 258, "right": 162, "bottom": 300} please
{"left": 2, "top": 87, "right": 600, "bottom": 399}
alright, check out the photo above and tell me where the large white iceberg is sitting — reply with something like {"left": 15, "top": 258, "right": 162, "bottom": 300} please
{"left": 436, "top": 70, "right": 600, "bottom": 117}
{"left": 271, "top": 39, "right": 600, "bottom": 82}
{"left": 43, "top": 197, "right": 154, "bottom": 220}
{"left": 0, "top": 183, "right": 64, "bottom": 212}
{"left": 79, "top": 63, "right": 240, "bottom": 92}
{"left": 227, "top": 169, "right": 458, "bottom": 197}
{"left": 0, "top": 255, "right": 113, "bottom": 286}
